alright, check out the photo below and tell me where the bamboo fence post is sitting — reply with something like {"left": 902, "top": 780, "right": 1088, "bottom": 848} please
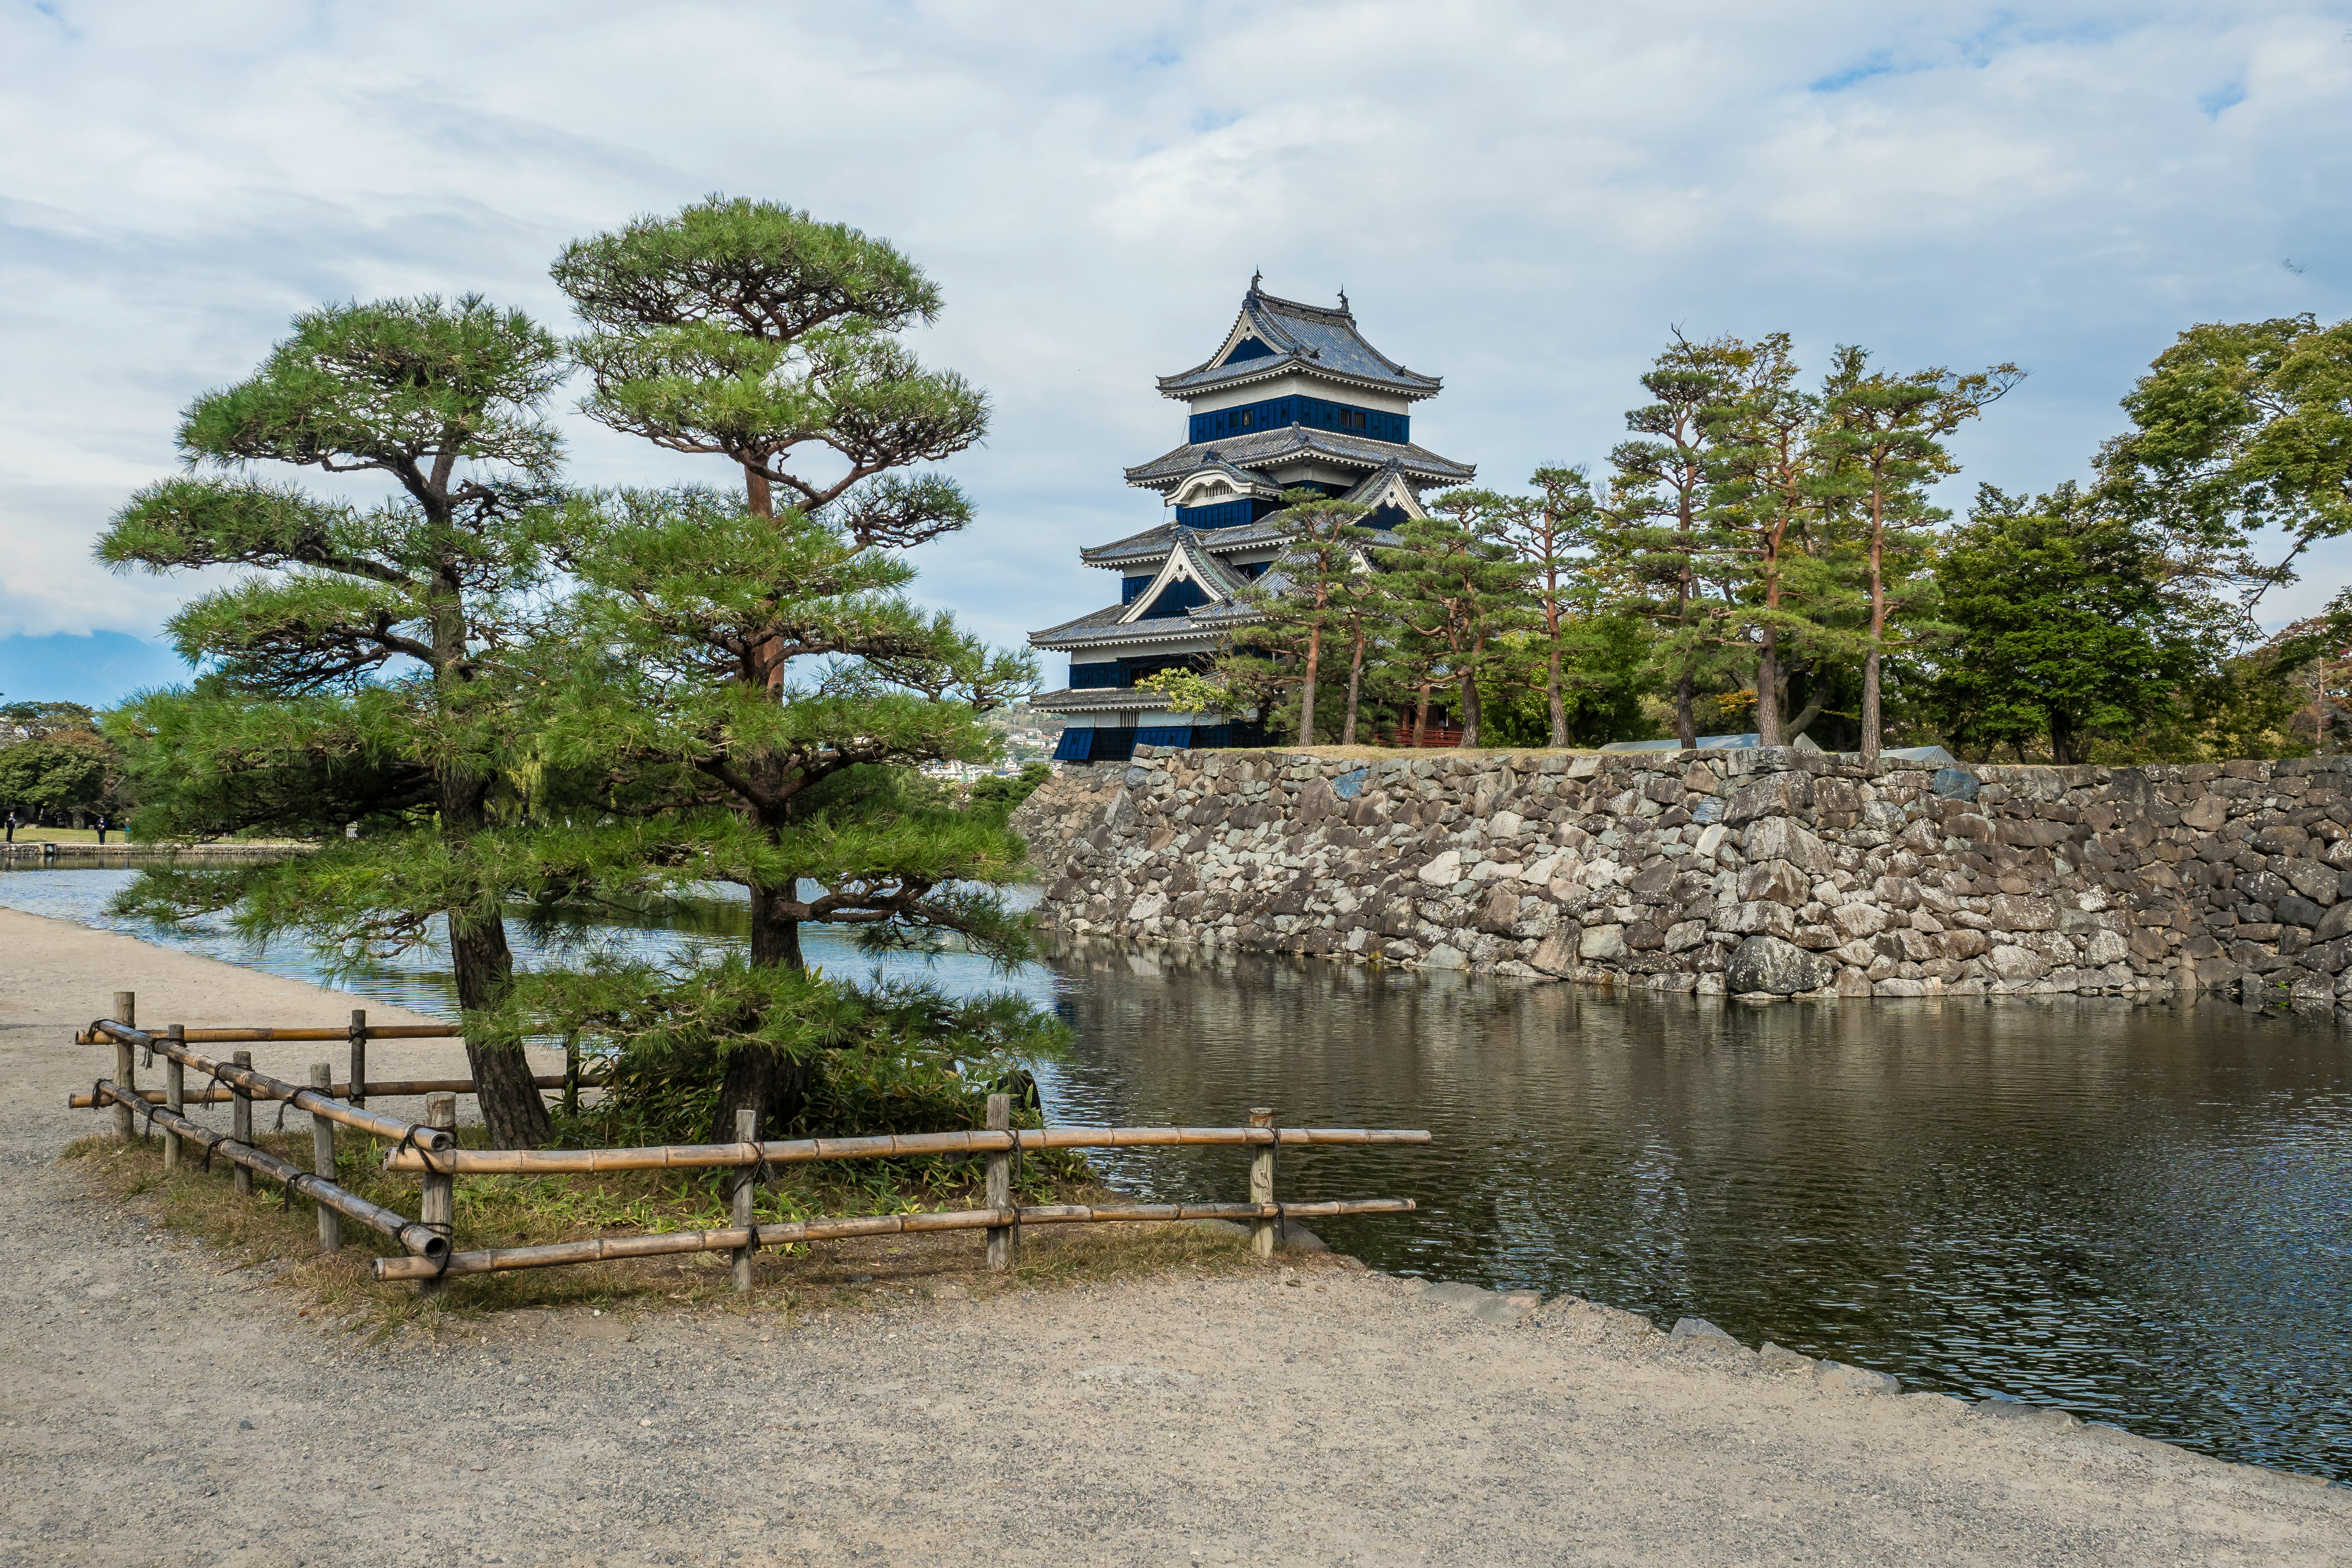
{"left": 230, "top": 1051, "right": 254, "bottom": 1196}
{"left": 162, "top": 1025, "right": 186, "bottom": 1171}
{"left": 732, "top": 1107, "right": 757, "bottom": 1294}
{"left": 309, "top": 1063, "right": 340, "bottom": 1254}
{"left": 1250, "top": 1106, "right": 1276, "bottom": 1260}
{"left": 563, "top": 1032, "right": 580, "bottom": 1119}
{"left": 985, "top": 1093, "right": 1014, "bottom": 1272}
{"left": 347, "top": 1011, "right": 367, "bottom": 1108}
{"left": 111, "top": 992, "right": 136, "bottom": 1139}
{"left": 419, "top": 1093, "right": 456, "bottom": 1294}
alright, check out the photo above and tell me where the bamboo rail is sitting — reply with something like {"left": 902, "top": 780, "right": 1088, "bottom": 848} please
{"left": 80, "top": 997, "right": 1427, "bottom": 1292}
{"left": 69, "top": 1073, "right": 606, "bottom": 1110}
{"left": 90, "top": 1080, "right": 451, "bottom": 1268}
{"left": 86, "top": 1020, "right": 453, "bottom": 1150}
{"left": 383, "top": 1124, "right": 1433, "bottom": 1175}
{"left": 76, "top": 1024, "right": 461, "bottom": 1045}
{"left": 372, "top": 1198, "right": 1417, "bottom": 1281}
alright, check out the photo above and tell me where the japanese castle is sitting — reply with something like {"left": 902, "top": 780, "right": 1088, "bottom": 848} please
{"left": 1031, "top": 279, "right": 1474, "bottom": 762}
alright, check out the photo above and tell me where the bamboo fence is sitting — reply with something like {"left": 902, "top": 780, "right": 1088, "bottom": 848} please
{"left": 70, "top": 1075, "right": 604, "bottom": 1110}
{"left": 76, "top": 998, "right": 1429, "bottom": 1291}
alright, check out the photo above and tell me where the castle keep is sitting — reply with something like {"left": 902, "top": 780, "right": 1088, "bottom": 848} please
{"left": 1028, "top": 280, "right": 1473, "bottom": 762}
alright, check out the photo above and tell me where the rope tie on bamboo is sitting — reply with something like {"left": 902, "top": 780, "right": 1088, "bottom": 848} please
{"left": 729, "top": 1139, "right": 772, "bottom": 1254}
{"left": 390, "top": 1125, "right": 458, "bottom": 1276}
{"left": 390, "top": 1122, "right": 454, "bottom": 1178}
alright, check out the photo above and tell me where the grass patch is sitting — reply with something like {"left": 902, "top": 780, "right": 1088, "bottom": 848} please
{"left": 64, "top": 1123, "right": 1258, "bottom": 1339}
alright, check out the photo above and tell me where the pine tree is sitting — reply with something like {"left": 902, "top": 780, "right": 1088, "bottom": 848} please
{"left": 552, "top": 195, "right": 986, "bottom": 551}
{"left": 1492, "top": 467, "right": 1607, "bottom": 747}
{"left": 1816, "top": 349, "right": 2021, "bottom": 759}
{"left": 520, "top": 487, "right": 1037, "bottom": 1140}
{"left": 97, "top": 296, "right": 567, "bottom": 1146}
{"left": 545, "top": 198, "right": 1027, "bottom": 1140}
{"left": 1699, "top": 333, "right": 1844, "bottom": 747}
{"left": 1369, "top": 495, "right": 1530, "bottom": 747}
{"left": 1230, "top": 492, "right": 1375, "bottom": 745}
{"left": 1609, "top": 335, "right": 1744, "bottom": 747}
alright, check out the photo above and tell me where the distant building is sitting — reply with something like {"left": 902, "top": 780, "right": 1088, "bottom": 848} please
{"left": 1029, "top": 279, "right": 1475, "bottom": 763}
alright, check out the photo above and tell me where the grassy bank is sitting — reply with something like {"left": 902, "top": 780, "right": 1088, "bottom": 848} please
{"left": 66, "top": 1126, "right": 1254, "bottom": 1338}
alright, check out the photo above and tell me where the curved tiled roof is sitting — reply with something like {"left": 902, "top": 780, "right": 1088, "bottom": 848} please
{"left": 1160, "top": 286, "right": 1442, "bottom": 401}
{"left": 1125, "top": 426, "right": 1474, "bottom": 490}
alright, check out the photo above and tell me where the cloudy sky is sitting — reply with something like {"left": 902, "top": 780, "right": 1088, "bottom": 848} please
{"left": 4, "top": 0, "right": 2348, "bottom": 704}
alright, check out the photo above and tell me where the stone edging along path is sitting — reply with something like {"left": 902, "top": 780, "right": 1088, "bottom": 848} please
{"left": 1019, "top": 745, "right": 2352, "bottom": 1007}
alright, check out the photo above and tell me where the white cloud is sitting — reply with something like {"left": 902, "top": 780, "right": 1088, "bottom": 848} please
{"left": 2, "top": 0, "right": 2348, "bottom": 679}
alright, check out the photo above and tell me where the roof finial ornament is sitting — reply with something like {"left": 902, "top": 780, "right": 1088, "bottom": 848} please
{"left": 1338, "top": 287, "right": 1350, "bottom": 312}
{"left": 1250, "top": 267, "right": 1262, "bottom": 294}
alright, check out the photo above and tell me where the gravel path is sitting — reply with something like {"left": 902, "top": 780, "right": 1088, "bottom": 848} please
{"left": 4, "top": 905, "right": 2347, "bottom": 1566}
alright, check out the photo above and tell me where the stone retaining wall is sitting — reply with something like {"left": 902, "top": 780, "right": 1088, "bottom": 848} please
{"left": 1029, "top": 745, "right": 2352, "bottom": 1007}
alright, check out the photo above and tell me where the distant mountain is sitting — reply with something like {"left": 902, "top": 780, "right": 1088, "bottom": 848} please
{"left": 0, "top": 633, "right": 194, "bottom": 709}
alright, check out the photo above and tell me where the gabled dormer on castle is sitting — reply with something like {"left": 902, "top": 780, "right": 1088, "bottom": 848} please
{"left": 1029, "top": 281, "right": 1474, "bottom": 763}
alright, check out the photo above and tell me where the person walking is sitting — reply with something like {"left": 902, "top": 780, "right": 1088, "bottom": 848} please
{"left": 95, "top": 814, "right": 109, "bottom": 845}
{"left": 4, "top": 810, "right": 14, "bottom": 844}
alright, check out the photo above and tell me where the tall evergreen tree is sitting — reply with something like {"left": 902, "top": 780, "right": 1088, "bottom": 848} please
{"left": 97, "top": 295, "right": 566, "bottom": 1146}
{"left": 1235, "top": 492, "right": 1375, "bottom": 745}
{"left": 1698, "top": 333, "right": 1841, "bottom": 747}
{"left": 1493, "top": 467, "right": 1606, "bottom": 747}
{"left": 1609, "top": 334, "right": 1743, "bottom": 747}
{"left": 523, "top": 487, "right": 1036, "bottom": 1139}
{"left": 545, "top": 198, "right": 1027, "bottom": 1139}
{"left": 1370, "top": 494, "right": 1529, "bottom": 747}
{"left": 1816, "top": 348, "right": 2021, "bottom": 760}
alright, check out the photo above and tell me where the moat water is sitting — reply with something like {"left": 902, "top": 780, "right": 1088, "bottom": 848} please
{"left": 7, "top": 868, "right": 2348, "bottom": 1481}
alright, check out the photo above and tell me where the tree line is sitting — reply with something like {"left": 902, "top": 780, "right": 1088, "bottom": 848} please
{"left": 1148, "top": 315, "right": 2352, "bottom": 766}
{"left": 0, "top": 701, "right": 128, "bottom": 831}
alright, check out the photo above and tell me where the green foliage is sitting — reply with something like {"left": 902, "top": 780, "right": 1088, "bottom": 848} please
{"left": 555, "top": 195, "right": 987, "bottom": 539}
{"left": 1927, "top": 485, "right": 2215, "bottom": 762}
{"left": 519, "top": 486, "right": 1035, "bottom": 960}
{"left": 96, "top": 292, "right": 569, "bottom": 1146}
{"left": 1, "top": 700, "right": 99, "bottom": 741}
{"left": 2102, "top": 314, "right": 2352, "bottom": 592}
{"left": 1368, "top": 494, "right": 1531, "bottom": 746}
{"left": 1474, "top": 616, "right": 1658, "bottom": 747}
{"left": 0, "top": 735, "right": 114, "bottom": 819}
{"left": 1606, "top": 334, "right": 1751, "bottom": 738}
{"left": 500, "top": 954, "right": 1069, "bottom": 1146}
{"left": 968, "top": 762, "right": 1050, "bottom": 820}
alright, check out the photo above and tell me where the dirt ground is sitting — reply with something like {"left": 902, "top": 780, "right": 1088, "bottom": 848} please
{"left": 3, "top": 904, "right": 2348, "bottom": 1566}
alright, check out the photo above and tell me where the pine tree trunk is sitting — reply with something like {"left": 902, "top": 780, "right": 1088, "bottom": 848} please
{"left": 1756, "top": 627, "right": 1782, "bottom": 747}
{"left": 1861, "top": 493, "right": 1886, "bottom": 762}
{"left": 1676, "top": 670, "right": 1696, "bottom": 749}
{"left": 424, "top": 533, "right": 550, "bottom": 1150}
{"left": 1457, "top": 668, "right": 1482, "bottom": 749}
{"left": 1546, "top": 640, "right": 1567, "bottom": 749}
{"left": 441, "top": 768, "right": 551, "bottom": 1149}
{"left": 1341, "top": 628, "right": 1366, "bottom": 747}
{"left": 1414, "top": 681, "right": 1432, "bottom": 748}
{"left": 1298, "top": 623, "right": 1322, "bottom": 746}
{"left": 713, "top": 880, "right": 811, "bottom": 1143}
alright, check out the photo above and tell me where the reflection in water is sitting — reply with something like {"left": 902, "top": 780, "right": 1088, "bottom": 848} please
{"left": 0, "top": 868, "right": 1067, "bottom": 1020}
{"left": 7, "top": 869, "right": 2347, "bottom": 1477}
{"left": 1040, "top": 940, "right": 2352, "bottom": 1481}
